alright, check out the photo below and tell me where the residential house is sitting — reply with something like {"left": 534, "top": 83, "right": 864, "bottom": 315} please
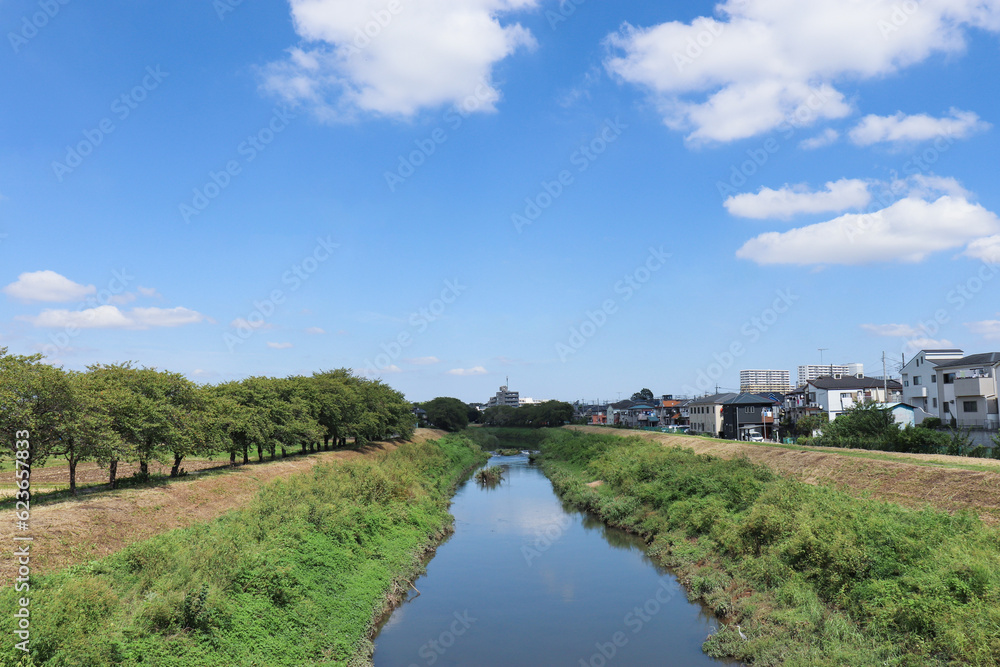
{"left": 687, "top": 393, "right": 735, "bottom": 437}
{"left": 883, "top": 402, "right": 916, "bottom": 428}
{"left": 657, "top": 395, "right": 687, "bottom": 427}
{"left": 900, "top": 349, "right": 964, "bottom": 418}
{"left": 804, "top": 375, "right": 903, "bottom": 420}
{"left": 720, "top": 393, "right": 781, "bottom": 440}
{"left": 933, "top": 353, "right": 1000, "bottom": 429}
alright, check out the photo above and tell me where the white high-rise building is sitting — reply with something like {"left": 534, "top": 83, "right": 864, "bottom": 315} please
{"left": 487, "top": 384, "right": 520, "bottom": 408}
{"left": 739, "top": 369, "right": 792, "bottom": 393}
{"left": 797, "top": 363, "right": 864, "bottom": 386}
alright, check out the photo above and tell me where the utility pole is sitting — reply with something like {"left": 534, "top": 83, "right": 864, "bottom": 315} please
{"left": 882, "top": 351, "right": 888, "bottom": 402}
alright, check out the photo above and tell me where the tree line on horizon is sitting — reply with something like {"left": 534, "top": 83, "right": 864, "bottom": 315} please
{"left": 0, "top": 347, "right": 415, "bottom": 494}
{"left": 418, "top": 396, "right": 576, "bottom": 432}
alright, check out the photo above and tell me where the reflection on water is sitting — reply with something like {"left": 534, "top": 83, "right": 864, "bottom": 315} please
{"left": 373, "top": 453, "right": 727, "bottom": 667}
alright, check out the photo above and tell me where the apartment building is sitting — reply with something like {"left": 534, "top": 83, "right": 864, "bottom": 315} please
{"left": 739, "top": 369, "right": 792, "bottom": 393}
{"left": 933, "top": 353, "right": 1000, "bottom": 429}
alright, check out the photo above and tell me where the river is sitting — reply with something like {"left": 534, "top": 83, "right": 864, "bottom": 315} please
{"left": 373, "top": 453, "right": 731, "bottom": 666}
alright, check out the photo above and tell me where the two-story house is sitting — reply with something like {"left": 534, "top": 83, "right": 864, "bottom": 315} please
{"left": 804, "top": 375, "right": 903, "bottom": 419}
{"left": 901, "top": 349, "right": 964, "bottom": 417}
{"left": 720, "top": 393, "right": 781, "bottom": 440}
{"left": 687, "top": 393, "right": 734, "bottom": 437}
{"left": 933, "top": 353, "right": 1000, "bottom": 429}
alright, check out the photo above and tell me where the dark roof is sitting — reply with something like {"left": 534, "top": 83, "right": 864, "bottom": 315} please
{"left": 933, "top": 352, "right": 1000, "bottom": 368}
{"left": 688, "top": 392, "right": 738, "bottom": 405}
{"left": 720, "top": 392, "right": 780, "bottom": 405}
{"left": 809, "top": 376, "right": 902, "bottom": 390}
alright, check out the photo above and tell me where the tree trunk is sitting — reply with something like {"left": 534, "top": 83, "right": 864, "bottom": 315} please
{"left": 170, "top": 454, "right": 183, "bottom": 477}
{"left": 243, "top": 445, "right": 249, "bottom": 465}
{"left": 323, "top": 435, "right": 330, "bottom": 450}
{"left": 109, "top": 459, "right": 118, "bottom": 489}
{"left": 139, "top": 460, "right": 149, "bottom": 477}
{"left": 281, "top": 446, "right": 287, "bottom": 458}
{"left": 69, "top": 457, "right": 78, "bottom": 496}
{"left": 257, "top": 444, "right": 264, "bottom": 462}
{"left": 230, "top": 450, "right": 237, "bottom": 466}
{"left": 301, "top": 441, "right": 307, "bottom": 454}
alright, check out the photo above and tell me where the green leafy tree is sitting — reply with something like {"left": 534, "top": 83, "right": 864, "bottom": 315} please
{"left": 423, "top": 397, "right": 471, "bottom": 432}
{"left": 631, "top": 388, "right": 655, "bottom": 402}
{"left": 0, "top": 348, "right": 75, "bottom": 469}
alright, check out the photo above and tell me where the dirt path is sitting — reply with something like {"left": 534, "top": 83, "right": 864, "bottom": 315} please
{"left": 2, "top": 429, "right": 448, "bottom": 584}
{"left": 567, "top": 426, "right": 1000, "bottom": 523}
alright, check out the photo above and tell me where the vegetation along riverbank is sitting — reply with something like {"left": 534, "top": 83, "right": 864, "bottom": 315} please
{"left": 0, "top": 434, "right": 487, "bottom": 667}
{"left": 524, "top": 427, "right": 1000, "bottom": 666}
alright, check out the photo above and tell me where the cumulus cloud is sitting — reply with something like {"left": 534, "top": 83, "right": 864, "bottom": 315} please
{"left": 262, "top": 0, "right": 538, "bottom": 119}
{"left": 849, "top": 108, "right": 990, "bottom": 145}
{"left": 904, "top": 337, "right": 956, "bottom": 352}
{"left": 3, "top": 270, "right": 95, "bottom": 303}
{"left": 799, "top": 128, "right": 839, "bottom": 149}
{"left": 725, "top": 178, "right": 871, "bottom": 219}
{"left": 604, "top": 0, "right": 1000, "bottom": 143}
{"left": 736, "top": 195, "right": 1000, "bottom": 265}
{"left": 305, "top": 326, "right": 326, "bottom": 334}
{"left": 965, "top": 235, "right": 1000, "bottom": 263}
{"left": 447, "top": 366, "right": 487, "bottom": 376}
{"left": 966, "top": 320, "right": 1000, "bottom": 340}
{"left": 18, "top": 305, "right": 205, "bottom": 329}
{"left": 267, "top": 342, "right": 294, "bottom": 349}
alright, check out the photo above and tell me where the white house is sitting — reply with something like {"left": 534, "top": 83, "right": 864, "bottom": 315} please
{"left": 900, "top": 349, "right": 964, "bottom": 418}
{"left": 933, "top": 353, "right": 1000, "bottom": 429}
{"left": 804, "top": 375, "right": 903, "bottom": 419}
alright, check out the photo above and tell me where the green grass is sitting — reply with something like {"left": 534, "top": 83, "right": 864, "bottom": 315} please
{"left": 0, "top": 434, "right": 487, "bottom": 667}
{"left": 534, "top": 428, "right": 1000, "bottom": 666}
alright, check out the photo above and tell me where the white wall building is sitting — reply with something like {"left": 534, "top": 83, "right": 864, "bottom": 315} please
{"left": 740, "top": 369, "right": 792, "bottom": 393}
{"left": 804, "top": 376, "right": 902, "bottom": 419}
{"left": 797, "top": 363, "right": 864, "bottom": 387}
{"left": 933, "top": 353, "right": 1000, "bottom": 429}
{"left": 900, "top": 349, "right": 964, "bottom": 418}
{"left": 487, "top": 385, "right": 520, "bottom": 408}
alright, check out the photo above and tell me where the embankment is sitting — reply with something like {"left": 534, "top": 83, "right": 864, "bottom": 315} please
{"left": 0, "top": 433, "right": 486, "bottom": 667}
{"left": 534, "top": 428, "right": 1000, "bottom": 666}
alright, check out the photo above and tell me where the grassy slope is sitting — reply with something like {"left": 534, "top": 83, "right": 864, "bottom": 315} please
{"left": 536, "top": 428, "right": 1000, "bottom": 666}
{"left": 0, "top": 434, "right": 486, "bottom": 667}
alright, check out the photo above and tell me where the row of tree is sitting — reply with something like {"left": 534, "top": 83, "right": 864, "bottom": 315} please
{"left": 0, "top": 347, "right": 415, "bottom": 494}
{"left": 415, "top": 397, "right": 577, "bottom": 432}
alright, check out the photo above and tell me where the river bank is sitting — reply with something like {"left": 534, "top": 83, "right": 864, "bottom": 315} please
{"left": 527, "top": 427, "right": 1000, "bottom": 666}
{"left": 0, "top": 434, "right": 486, "bottom": 667}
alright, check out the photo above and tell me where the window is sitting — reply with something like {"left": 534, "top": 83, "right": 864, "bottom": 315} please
{"left": 932, "top": 375, "right": 937, "bottom": 383}
{"left": 904, "top": 380, "right": 909, "bottom": 387}
{"left": 944, "top": 373, "right": 955, "bottom": 384}
{"left": 963, "top": 401, "right": 979, "bottom": 413}
{"left": 944, "top": 402, "right": 951, "bottom": 413}
{"left": 914, "top": 376, "right": 921, "bottom": 385}
{"left": 933, "top": 398, "right": 938, "bottom": 408}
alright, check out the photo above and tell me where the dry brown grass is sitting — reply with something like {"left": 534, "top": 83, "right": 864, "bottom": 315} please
{"left": 0, "top": 429, "right": 449, "bottom": 585}
{"left": 567, "top": 426, "right": 1000, "bottom": 523}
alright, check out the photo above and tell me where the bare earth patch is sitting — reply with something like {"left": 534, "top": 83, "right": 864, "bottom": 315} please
{"left": 567, "top": 426, "right": 1000, "bottom": 524}
{"left": 1, "top": 429, "right": 449, "bottom": 584}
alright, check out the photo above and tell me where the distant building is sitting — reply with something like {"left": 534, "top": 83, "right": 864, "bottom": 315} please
{"left": 804, "top": 376, "right": 902, "bottom": 420}
{"left": 740, "top": 369, "right": 792, "bottom": 393}
{"left": 519, "top": 397, "right": 544, "bottom": 407}
{"left": 797, "top": 363, "right": 863, "bottom": 386}
{"left": 487, "top": 384, "right": 520, "bottom": 408}
{"left": 933, "top": 352, "right": 1000, "bottom": 429}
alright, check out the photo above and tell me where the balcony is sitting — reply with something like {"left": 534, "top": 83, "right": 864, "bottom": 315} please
{"left": 954, "top": 377, "right": 995, "bottom": 398}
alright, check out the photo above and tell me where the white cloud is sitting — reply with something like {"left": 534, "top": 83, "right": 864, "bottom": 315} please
{"left": 3, "top": 270, "right": 95, "bottom": 302}
{"left": 448, "top": 366, "right": 488, "bottom": 376}
{"left": 267, "top": 342, "right": 294, "bottom": 349}
{"left": 736, "top": 195, "right": 1000, "bottom": 265}
{"left": 725, "top": 178, "right": 871, "bottom": 219}
{"left": 964, "top": 235, "right": 1000, "bottom": 263}
{"left": 305, "top": 326, "right": 326, "bottom": 334}
{"left": 849, "top": 108, "right": 990, "bottom": 145}
{"left": 903, "top": 337, "right": 956, "bottom": 352}
{"left": 862, "top": 323, "right": 920, "bottom": 337}
{"left": 262, "top": 0, "right": 538, "bottom": 119}
{"left": 109, "top": 292, "right": 137, "bottom": 306}
{"left": 966, "top": 320, "right": 1000, "bottom": 340}
{"left": 18, "top": 305, "right": 205, "bottom": 330}
{"left": 137, "top": 286, "right": 161, "bottom": 298}
{"left": 604, "top": 0, "right": 1000, "bottom": 143}
{"left": 799, "top": 128, "right": 839, "bottom": 149}
{"left": 405, "top": 356, "right": 441, "bottom": 365}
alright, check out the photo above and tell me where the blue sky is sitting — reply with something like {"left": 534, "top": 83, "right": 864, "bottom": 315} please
{"left": 2, "top": 0, "right": 1000, "bottom": 403}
